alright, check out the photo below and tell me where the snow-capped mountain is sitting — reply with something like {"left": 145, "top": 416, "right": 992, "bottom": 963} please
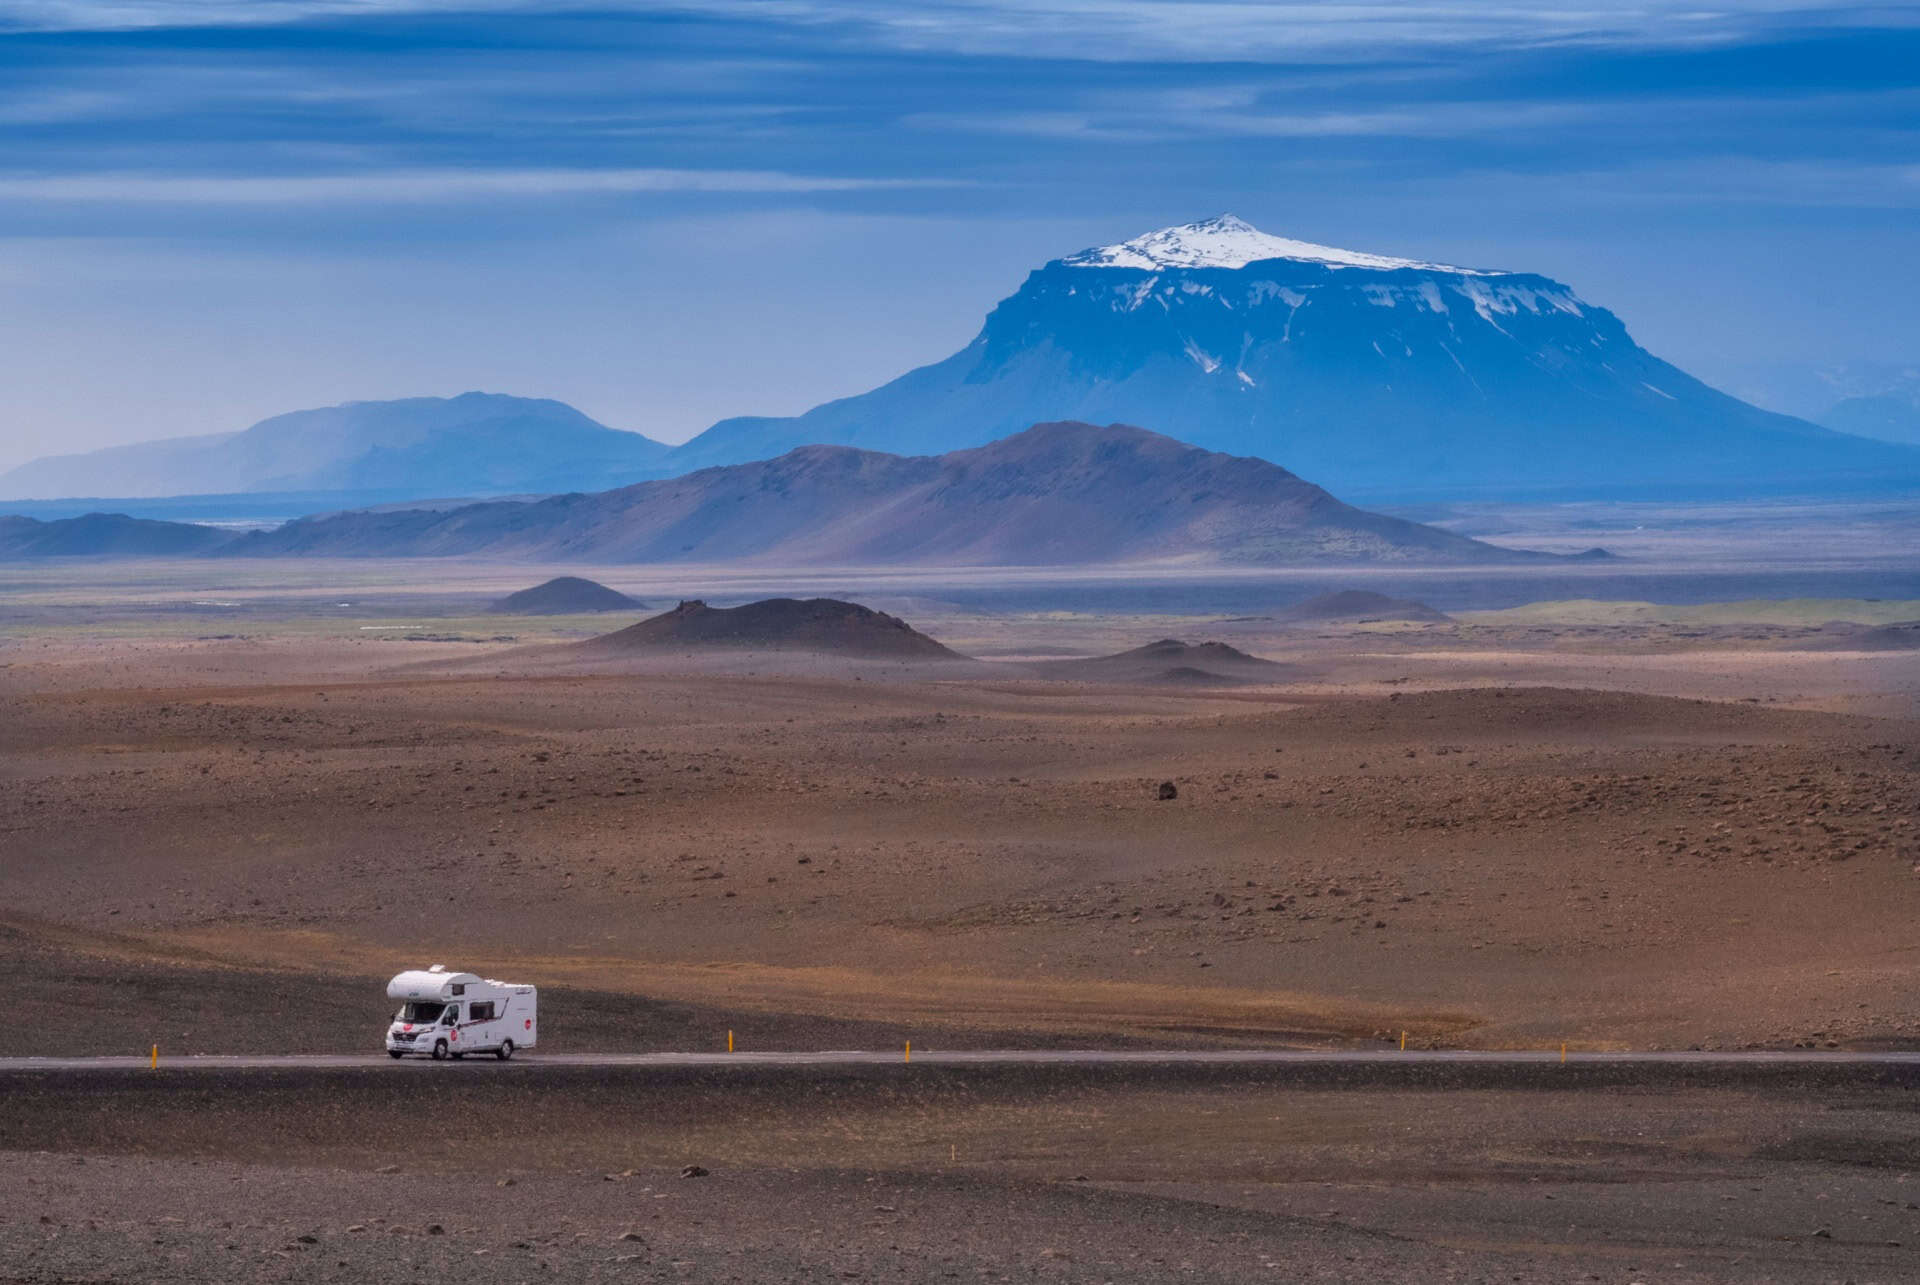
{"left": 671, "top": 216, "right": 1916, "bottom": 496}
{"left": 1060, "top": 213, "right": 1480, "bottom": 274}
{"left": 0, "top": 392, "right": 670, "bottom": 501}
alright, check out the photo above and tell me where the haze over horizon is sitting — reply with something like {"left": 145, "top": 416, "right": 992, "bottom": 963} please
{"left": 0, "top": 1, "right": 1916, "bottom": 473}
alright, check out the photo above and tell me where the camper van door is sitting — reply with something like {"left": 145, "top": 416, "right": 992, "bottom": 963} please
{"left": 466, "top": 994, "right": 502, "bottom": 1051}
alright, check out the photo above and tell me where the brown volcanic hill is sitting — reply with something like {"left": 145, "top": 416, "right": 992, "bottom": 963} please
{"left": 1274, "top": 589, "right": 1452, "bottom": 624}
{"left": 490, "top": 576, "right": 642, "bottom": 614}
{"left": 227, "top": 422, "right": 1543, "bottom": 566}
{"left": 575, "top": 598, "right": 962, "bottom": 659}
{"left": 1035, "top": 638, "right": 1294, "bottom": 686}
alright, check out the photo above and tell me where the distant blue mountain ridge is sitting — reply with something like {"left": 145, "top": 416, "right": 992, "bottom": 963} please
{"left": 2, "top": 216, "right": 1914, "bottom": 509}
{"left": 0, "top": 422, "right": 1563, "bottom": 565}
{"left": 0, "top": 392, "right": 670, "bottom": 503}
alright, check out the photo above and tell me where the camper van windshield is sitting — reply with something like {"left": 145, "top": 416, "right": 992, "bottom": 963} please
{"left": 399, "top": 1002, "right": 446, "bottom": 1023}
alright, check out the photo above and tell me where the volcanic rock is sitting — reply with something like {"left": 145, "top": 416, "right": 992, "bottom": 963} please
{"left": 1274, "top": 590, "right": 1451, "bottom": 624}
{"left": 575, "top": 598, "right": 960, "bottom": 660}
{"left": 1813, "top": 621, "right": 1920, "bottom": 651}
{"left": 1036, "top": 638, "right": 1293, "bottom": 685}
{"left": 490, "top": 576, "right": 642, "bottom": 615}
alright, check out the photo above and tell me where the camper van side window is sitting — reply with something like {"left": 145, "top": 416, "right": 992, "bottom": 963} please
{"left": 451, "top": 983, "right": 466, "bottom": 996}
{"left": 470, "top": 1002, "right": 494, "bottom": 1022}
{"left": 442, "top": 1005, "right": 460, "bottom": 1024}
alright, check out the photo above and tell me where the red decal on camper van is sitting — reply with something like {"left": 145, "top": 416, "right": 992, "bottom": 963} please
{"left": 525, "top": 1019, "right": 532, "bottom": 1030}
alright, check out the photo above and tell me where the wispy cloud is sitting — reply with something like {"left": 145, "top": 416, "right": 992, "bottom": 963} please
{"left": 3, "top": 0, "right": 1911, "bottom": 59}
{"left": 1539, "top": 157, "right": 1920, "bottom": 209}
{"left": 906, "top": 86, "right": 1920, "bottom": 146}
{"left": 905, "top": 101, "right": 1605, "bottom": 143}
{"left": 0, "top": 166, "right": 953, "bottom": 204}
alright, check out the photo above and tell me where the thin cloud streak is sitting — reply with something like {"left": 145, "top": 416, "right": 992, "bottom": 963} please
{"left": 2, "top": 0, "right": 1911, "bottom": 60}
{"left": 905, "top": 86, "right": 1920, "bottom": 145}
{"left": 0, "top": 167, "right": 958, "bottom": 204}
{"left": 904, "top": 101, "right": 1604, "bottom": 142}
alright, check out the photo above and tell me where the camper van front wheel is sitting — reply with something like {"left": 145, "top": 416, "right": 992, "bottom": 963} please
{"left": 431, "top": 1039, "right": 449, "bottom": 1061}
{"left": 496, "top": 1040, "right": 515, "bottom": 1062}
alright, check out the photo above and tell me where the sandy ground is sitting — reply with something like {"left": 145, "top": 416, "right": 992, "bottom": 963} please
{"left": 3, "top": 1062, "right": 1918, "bottom": 1283}
{"left": 3, "top": 622, "right": 1916, "bottom": 1052}
{"left": 3, "top": 551, "right": 1919, "bottom": 1282}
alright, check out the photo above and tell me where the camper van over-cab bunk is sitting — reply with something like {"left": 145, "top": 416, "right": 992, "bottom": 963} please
{"left": 386, "top": 965, "right": 537, "bottom": 1061}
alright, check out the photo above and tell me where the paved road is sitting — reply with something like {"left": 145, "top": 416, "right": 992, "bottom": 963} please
{"left": 4, "top": 1049, "right": 1917, "bottom": 1071}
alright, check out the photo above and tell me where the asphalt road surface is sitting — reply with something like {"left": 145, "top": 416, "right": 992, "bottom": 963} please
{"left": 6, "top": 1048, "right": 1918, "bottom": 1071}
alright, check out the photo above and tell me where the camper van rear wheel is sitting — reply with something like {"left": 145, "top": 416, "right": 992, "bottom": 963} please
{"left": 496, "top": 1040, "right": 514, "bottom": 1062}
{"left": 431, "top": 1039, "right": 449, "bottom": 1061}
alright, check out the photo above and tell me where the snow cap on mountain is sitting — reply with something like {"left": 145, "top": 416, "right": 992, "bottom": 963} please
{"left": 1062, "top": 214, "right": 1486, "bottom": 275}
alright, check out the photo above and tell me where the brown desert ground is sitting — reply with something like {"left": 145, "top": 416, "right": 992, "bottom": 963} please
{"left": 2, "top": 543, "right": 1918, "bottom": 1281}
{"left": 4, "top": 608, "right": 1915, "bottom": 1053}
{"left": 5, "top": 1060, "right": 1919, "bottom": 1283}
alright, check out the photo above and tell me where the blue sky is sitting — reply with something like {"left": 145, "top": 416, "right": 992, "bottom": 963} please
{"left": 0, "top": 0, "right": 1915, "bottom": 469}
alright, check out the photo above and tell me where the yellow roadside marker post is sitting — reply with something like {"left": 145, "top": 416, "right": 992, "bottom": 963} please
{"left": 728, "top": 1029, "right": 734, "bottom": 1053}
{"left": 1561, "top": 1042, "right": 1567, "bottom": 1065}
{"left": 904, "top": 1041, "right": 911, "bottom": 1064}
{"left": 1400, "top": 1031, "right": 1407, "bottom": 1051}
{"left": 150, "top": 1044, "right": 157, "bottom": 1069}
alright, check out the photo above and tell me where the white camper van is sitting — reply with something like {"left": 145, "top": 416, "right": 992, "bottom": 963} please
{"left": 385, "top": 965, "right": 537, "bottom": 1061}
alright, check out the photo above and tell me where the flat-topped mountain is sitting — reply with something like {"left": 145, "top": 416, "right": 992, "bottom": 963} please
{"left": 490, "top": 576, "right": 642, "bottom": 614}
{"left": 574, "top": 598, "right": 960, "bottom": 659}
{"left": 230, "top": 421, "right": 1538, "bottom": 566}
{"left": 669, "top": 215, "right": 1915, "bottom": 497}
{"left": 0, "top": 393, "right": 670, "bottom": 502}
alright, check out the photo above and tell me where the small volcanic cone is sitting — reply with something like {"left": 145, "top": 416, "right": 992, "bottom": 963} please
{"left": 1035, "top": 638, "right": 1291, "bottom": 685}
{"left": 577, "top": 598, "right": 960, "bottom": 659}
{"left": 1274, "top": 590, "right": 1451, "bottom": 624}
{"left": 491, "top": 576, "right": 643, "bottom": 614}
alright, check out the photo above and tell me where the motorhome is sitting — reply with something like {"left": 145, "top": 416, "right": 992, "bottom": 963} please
{"left": 385, "top": 965, "right": 537, "bottom": 1060}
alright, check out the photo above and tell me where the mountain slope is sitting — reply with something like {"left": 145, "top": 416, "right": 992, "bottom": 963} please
{"left": 669, "top": 216, "right": 1916, "bottom": 497}
{"left": 1823, "top": 395, "right": 1920, "bottom": 445}
{"left": 0, "top": 512, "right": 233, "bottom": 557}
{"left": 228, "top": 421, "right": 1537, "bottom": 565}
{"left": 1819, "top": 370, "right": 1920, "bottom": 447}
{"left": 0, "top": 393, "right": 671, "bottom": 501}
